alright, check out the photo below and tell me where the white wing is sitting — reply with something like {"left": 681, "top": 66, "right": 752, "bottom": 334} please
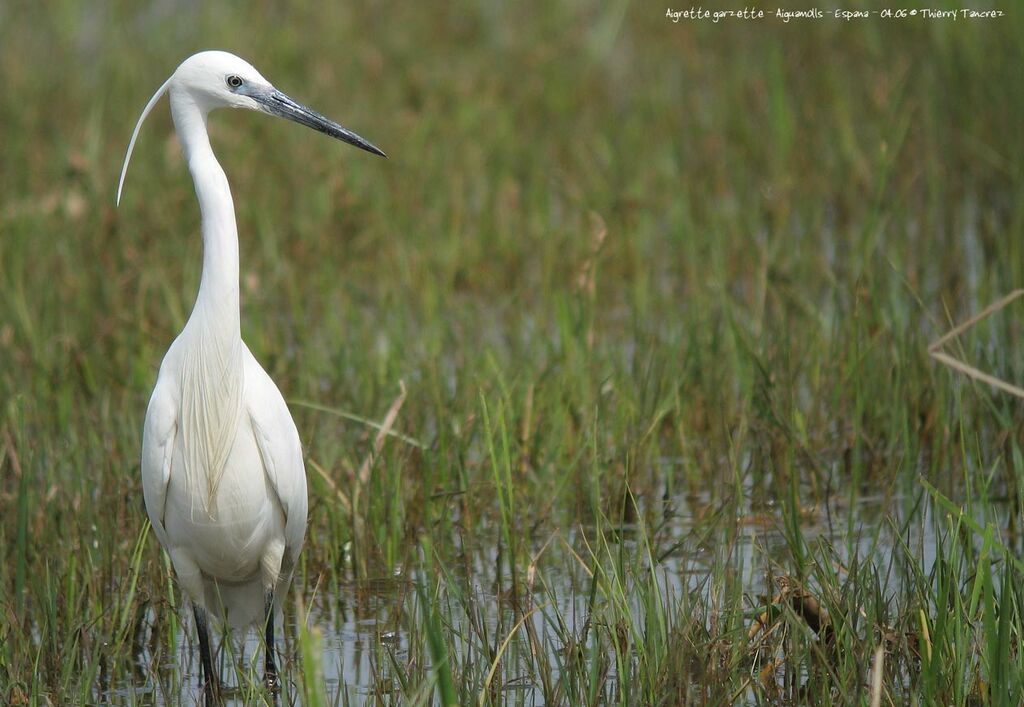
{"left": 141, "top": 377, "right": 177, "bottom": 549}
{"left": 245, "top": 348, "right": 308, "bottom": 576}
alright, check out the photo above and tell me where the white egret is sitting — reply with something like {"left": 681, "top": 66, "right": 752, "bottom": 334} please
{"left": 117, "top": 51, "right": 385, "bottom": 702}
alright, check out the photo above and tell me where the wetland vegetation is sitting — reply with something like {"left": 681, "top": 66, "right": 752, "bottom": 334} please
{"left": 2, "top": 1, "right": 1024, "bottom": 704}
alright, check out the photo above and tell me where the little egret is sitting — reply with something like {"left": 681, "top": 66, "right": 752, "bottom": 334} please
{"left": 117, "top": 51, "right": 384, "bottom": 702}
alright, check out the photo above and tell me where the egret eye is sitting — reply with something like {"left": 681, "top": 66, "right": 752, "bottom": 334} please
{"left": 226, "top": 75, "right": 243, "bottom": 89}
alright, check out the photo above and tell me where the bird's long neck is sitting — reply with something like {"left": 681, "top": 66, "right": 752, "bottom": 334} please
{"left": 172, "top": 95, "right": 240, "bottom": 336}
{"left": 171, "top": 92, "right": 245, "bottom": 514}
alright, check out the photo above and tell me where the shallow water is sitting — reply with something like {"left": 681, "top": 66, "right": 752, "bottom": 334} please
{"left": 109, "top": 484, "right": 996, "bottom": 706}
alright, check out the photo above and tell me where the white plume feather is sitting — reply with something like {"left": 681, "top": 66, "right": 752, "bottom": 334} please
{"left": 117, "top": 74, "right": 173, "bottom": 206}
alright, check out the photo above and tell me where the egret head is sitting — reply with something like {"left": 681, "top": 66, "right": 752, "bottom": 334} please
{"left": 170, "top": 51, "right": 273, "bottom": 113}
{"left": 118, "top": 50, "right": 385, "bottom": 204}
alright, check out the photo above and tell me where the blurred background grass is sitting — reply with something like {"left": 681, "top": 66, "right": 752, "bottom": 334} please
{"left": 3, "top": 0, "right": 1024, "bottom": 704}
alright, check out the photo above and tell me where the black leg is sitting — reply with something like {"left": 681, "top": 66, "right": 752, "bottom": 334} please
{"left": 264, "top": 590, "right": 279, "bottom": 691}
{"left": 193, "top": 604, "right": 218, "bottom": 706}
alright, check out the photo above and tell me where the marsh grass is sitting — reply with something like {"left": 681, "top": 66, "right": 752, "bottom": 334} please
{"left": 3, "top": 0, "right": 1024, "bottom": 704}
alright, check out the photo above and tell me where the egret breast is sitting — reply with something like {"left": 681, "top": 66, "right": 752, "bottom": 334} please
{"left": 164, "top": 414, "right": 285, "bottom": 583}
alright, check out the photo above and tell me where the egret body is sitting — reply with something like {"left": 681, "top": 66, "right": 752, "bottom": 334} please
{"left": 118, "top": 51, "right": 384, "bottom": 702}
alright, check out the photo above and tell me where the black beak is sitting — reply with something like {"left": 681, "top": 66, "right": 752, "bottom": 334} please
{"left": 249, "top": 86, "right": 386, "bottom": 158}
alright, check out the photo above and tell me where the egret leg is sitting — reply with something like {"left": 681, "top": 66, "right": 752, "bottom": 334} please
{"left": 193, "top": 604, "right": 218, "bottom": 706}
{"left": 264, "top": 591, "right": 279, "bottom": 691}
